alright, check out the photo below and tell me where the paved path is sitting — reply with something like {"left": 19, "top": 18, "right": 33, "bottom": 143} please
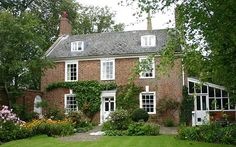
{"left": 160, "top": 126, "right": 178, "bottom": 135}
{"left": 59, "top": 125, "right": 178, "bottom": 142}
{"left": 59, "top": 126, "right": 102, "bottom": 142}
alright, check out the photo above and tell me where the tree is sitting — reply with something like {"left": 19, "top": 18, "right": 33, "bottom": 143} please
{"left": 0, "top": 12, "right": 52, "bottom": 105}
{"left": 74, "top": 5, "right": 124, "bottom": 34}
{"left": 122, "top": 0, "right": 236, "bottom": 100}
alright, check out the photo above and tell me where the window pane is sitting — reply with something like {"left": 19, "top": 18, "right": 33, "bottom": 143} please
{"left": 223, "top": 98, "right": 229, "bottom": 110}
{"left": 189, "top": 82, "right": 194, "bottom": 93}
{"left": 105, "top": 102, "right": 109, "bottom": 111}
{"left": 197, "top": 96, "right": 201, "bottom": 110}
{"left": 110, "top": 102, "right": 114, "bottom": 111}
{"left": 202, "top": 96, "right": 206, "bottom": 110}
{"left": 195, "top": 84, "right": 201, "bottom": 93}
{"left": 209, "top": 87, "right": 214, "bottom": 97}
{"left": 202, "top": 85, "right": 207, "bottom": 93}
{"left": 216, "top": 89, "right": 221, "bottom": 97}
{"left": 209, "top": 98, "right": 215, "bottom": 110}
{"left": 222, "top": 90, "right": 228, "bottom": 97}
{"left": 216, "top": 99, "right": 222, "bottom": 110}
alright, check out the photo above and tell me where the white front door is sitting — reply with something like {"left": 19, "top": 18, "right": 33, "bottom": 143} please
{"left": 100, "top": 90, "right": 116, "bottom": 124}
{"left": 192, "top": 95, "right": 209, "bottom": 126}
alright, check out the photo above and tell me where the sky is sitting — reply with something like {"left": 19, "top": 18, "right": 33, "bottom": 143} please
{"left": 78, "top": 0, "right": 175, "bottom": 31}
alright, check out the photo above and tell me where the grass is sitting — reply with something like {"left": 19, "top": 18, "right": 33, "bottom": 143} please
{"left": 1, "top": 135, "right": 234, "bottom": 147}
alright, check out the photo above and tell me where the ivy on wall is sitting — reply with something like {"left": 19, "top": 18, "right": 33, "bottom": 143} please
{"left": 46, "top": 81, "right": 116, "bottom": 118}
{"left": 116, "top": 83, "right": 142, "bottom": 113}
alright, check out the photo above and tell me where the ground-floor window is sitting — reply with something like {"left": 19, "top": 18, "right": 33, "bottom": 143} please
{"left": 64, "top": 94, "right": 78, "bottom": 113}
{"left": 139, "top": 92, "right": 156, "bottom": 114}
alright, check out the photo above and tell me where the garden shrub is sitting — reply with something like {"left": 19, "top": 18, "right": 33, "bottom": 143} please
{"left": 104, "top": 130, "right": 128, "bottom": 136}
{"left": 163, "top": 117, "right": 175, "bottom": 127}
{"left": 0, "top": 105, "right": 31, "bottom": 143}
{"left": 109, "top": 109, "right": 131, "bottom": 130}
{"left": 131, "top": 108, "right": 149, "bottom": 122}
{"left": 45, "top": 107, "right": 65, "bottom": 120}
{"left": 66, "top": 111, "right": 93, "bottom": 132}
{"left": 177, "top": 123, "right": 236, "bottom": 145}
{"left": 102, "top": 120, "right": 113, "bottom": 131}
{"left": 0, "top": 121, "right": 32, "bottom": 143}
{"left": 127, "top": 122, "right": 160, "bottom": 136}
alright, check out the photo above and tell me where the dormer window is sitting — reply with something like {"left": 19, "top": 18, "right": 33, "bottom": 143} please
{"left": 71, "top": 41, "right": 84, "bottom": 52}
{"left": 141, "top": 35, "right": 156, "bottom": 47}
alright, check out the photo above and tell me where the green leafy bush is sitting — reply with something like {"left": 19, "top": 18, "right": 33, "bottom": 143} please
{"left": 163, "top": 118, "right": 175, "bottom": 127}
{"left": 66, "top": 111, "right": 93, "bottom": 132}
{"left": 177, "top": 123, "right": 236, "bottom": 145}
{"left": 102, "top": 120, "right": 113, "bottom": 131}
{"left": 131, "top": 108, "right": 149, "bottom": 122}
{"left": 0, "top": 121, "right": 32, "bottom": 143}
{"left": 104, "top": 130, "right": 128, "bottom": 136}
{"left": 127, "top": 122, "right": 160, "bottom": 136}
{"left": 45, "top": 108, "right": 65, "bottom": 120}
{"left": 109, "top": 109, "right": 131, "bottom": 130}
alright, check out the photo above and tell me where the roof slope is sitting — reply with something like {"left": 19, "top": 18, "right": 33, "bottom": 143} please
{"left": 46, "top": 29, "right": 168, "bottom": 60}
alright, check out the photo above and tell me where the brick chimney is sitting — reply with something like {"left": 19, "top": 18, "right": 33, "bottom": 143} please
{"left": 59, "top": 11, "right": 72, "bottom": 36}
{"left": 147, "top": 10, "right": 152, "bottom": 31}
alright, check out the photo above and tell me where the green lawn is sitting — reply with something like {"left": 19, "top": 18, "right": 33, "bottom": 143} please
{"left": 1, "top": 135, "right": 234, "bottom": 147}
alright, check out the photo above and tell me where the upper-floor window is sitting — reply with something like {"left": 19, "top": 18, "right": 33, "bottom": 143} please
{"left": 71, "top": 41, "right": 84, "bottom": 52}
{"left": 140, "top": 92, "right": 156, "bottom": 114}
{"left": 141, "top": 35, "right": 156, "bottom": 47}
{"left": 139, "top": 57, "right": 155, "bottom": 79}
{"left": 101, "top": 59, "right": 115, "bottom": 80}
{"left": 64, "top": 94, "right": 78, "bottom": 113}
{"left": 65, "top": 61, "right": 78, "bottom": 81}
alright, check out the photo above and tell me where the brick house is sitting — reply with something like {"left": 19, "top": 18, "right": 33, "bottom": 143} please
{"left": 41, "top": 14, "right": 236, "bottom": 125}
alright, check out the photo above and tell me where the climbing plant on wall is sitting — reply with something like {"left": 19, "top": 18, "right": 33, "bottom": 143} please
{"left": 116, "top": 83, "right": 142, "bottom": 113}
{"left": 46, "top": 81, "right": 116, "bottom": 118}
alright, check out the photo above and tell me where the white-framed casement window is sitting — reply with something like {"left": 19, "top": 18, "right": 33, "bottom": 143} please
{"left": 140, "top": 92, "right": 156, "bottom": 114}
{"left": 65, "top": 61, "right": 78, "bottom": 81}
{"left": 100, "top": 59, "right": 115, "bottom": 80}
{"left": 139, "top": 57, "right": 155, "bottom": 79}
{"left": 141, "top": 35, "right": 156, "bottom": 47}
{"left": 64, "top": 94, "right": 78, "bottom": 113}
{"left": 71, "top": 41, "right": 84, "bottom": 52}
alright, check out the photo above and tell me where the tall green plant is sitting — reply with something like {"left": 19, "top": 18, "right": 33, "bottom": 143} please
{"left": 179, "top": 86, "right": 194, "bottom": 125}
{"left": 116, "top": 84, "right": 141, "bottom": 112}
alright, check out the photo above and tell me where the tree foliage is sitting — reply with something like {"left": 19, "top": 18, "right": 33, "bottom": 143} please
{"left": 0, "top": 12, "right": 53, "bottom": 102}
{"left": 74, "top": 5, "right": 124, "bottom": 34}
{"left": 123, "top": 0, "right": 236, "bottom": 100}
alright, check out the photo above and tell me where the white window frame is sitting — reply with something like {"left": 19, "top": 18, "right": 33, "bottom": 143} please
{"left": 64, "top": 94, "right": 78, "bottom": 114}
{"left": 139, "top": 91, "right": 156, "bottom": 114}
{"left": 100, "top": 58, "right": 115, "bottom": 80}
{"left": 71, "top": 41, "right": 84, "bottom": 52}
{"left": 65, "top": 61, "right": 78, "bottom": 82}
{"left": 141, "top": 35, "right": 156, "bottom": 47}
{"left": 139, "top": 57, "right": 155, "bottom": 79}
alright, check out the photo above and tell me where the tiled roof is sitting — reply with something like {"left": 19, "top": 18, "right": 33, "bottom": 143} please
{"left": 46, "top": 29, "right": 168, "bottom": 60}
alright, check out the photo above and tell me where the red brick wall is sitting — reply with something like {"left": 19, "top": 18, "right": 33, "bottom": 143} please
{"left": 41, "top": 57, "right": 183, "bottom": 123}
{"left": 16, "top": 90, "right": 42, "bottom": 112}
